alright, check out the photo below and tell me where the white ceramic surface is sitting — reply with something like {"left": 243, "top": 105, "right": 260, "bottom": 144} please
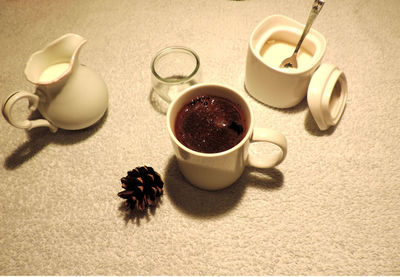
{"left": 2, "top": 33, "right": 108, "bottom": 132}
{"left": 244, "top": 14, "right": 326, "bottom": 108}
{"left": 167, "top": 83, "right": 287, "bottom": 190}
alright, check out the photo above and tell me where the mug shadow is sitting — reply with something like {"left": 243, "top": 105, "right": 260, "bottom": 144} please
{"left": 149, "top": 88, "right": 169, "bottom": 115}
{"left": 164, "top": 156, "right": 284, "bottom": 218}
{"left": 4, "top": 109, "right": 108, "bottom": 170}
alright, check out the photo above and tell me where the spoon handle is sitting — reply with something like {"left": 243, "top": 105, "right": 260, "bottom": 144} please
{"left": 294, "top": 0, "right": 325, "bottom": 54}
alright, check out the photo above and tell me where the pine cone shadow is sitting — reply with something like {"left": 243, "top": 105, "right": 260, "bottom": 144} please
{"left": 118, "top": 199, "right": 161, "bottom": 226}
{"left": 4, "top": 109, "right": 108, "bottom": 170}
{"left": 164, "top": 156, "right": 284, "bottom": 218}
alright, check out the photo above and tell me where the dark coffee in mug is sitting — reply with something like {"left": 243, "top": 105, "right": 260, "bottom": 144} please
{"left": 174, "top": 95, "right": 247, "bottom": 153}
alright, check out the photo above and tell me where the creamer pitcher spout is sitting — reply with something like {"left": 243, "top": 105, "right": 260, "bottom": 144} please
{"left": 24, "top": 33, "right": 87, "bottom": 85}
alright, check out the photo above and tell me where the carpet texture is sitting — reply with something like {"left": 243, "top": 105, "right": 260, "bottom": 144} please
{"left": 1, "top": 0, "right": 399, "bottom": 275}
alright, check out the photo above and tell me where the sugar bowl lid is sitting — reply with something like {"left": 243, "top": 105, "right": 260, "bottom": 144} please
{"left": 307, "top": 63, "right": 348, "bottom": 131}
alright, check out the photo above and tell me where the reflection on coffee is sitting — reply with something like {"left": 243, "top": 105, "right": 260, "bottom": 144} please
{"left": 174, "top": 95, "right": 247, "bottom": 153}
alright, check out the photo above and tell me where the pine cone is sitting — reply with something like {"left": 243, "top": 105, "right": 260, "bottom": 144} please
{"left": 118, "top": 166, "right": 164, "bottom": 211}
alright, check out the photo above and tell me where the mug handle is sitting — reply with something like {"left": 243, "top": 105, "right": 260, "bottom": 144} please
{"left": 2, "top": 91, "right": 58, "bottom": 132}
{"left": 246, "top": 127, "right": 287, "bottom": 168}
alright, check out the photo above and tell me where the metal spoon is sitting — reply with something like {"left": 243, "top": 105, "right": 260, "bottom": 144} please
{"left": 280, "top": 0, "right": 325, "bottom": 69}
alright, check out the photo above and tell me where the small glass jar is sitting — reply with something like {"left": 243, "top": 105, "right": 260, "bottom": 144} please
{"left": 151, "top": 46, "right": 201, "bottom": 103}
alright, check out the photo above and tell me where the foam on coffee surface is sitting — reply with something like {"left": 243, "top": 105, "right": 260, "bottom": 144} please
{"left": 175, "top": 95, "right": 247, "bottom": 153}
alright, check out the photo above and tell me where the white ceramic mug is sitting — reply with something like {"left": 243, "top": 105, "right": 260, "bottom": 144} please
{"left": 167, "top": 83, "right": 287, "bottom": 190}
{"left": 244, "top": 15, "right": 326, "bottom": 108}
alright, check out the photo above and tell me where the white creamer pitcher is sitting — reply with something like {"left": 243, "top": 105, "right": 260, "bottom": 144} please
{"left": 2, "top": 33, "right": 108, "bottom": 132}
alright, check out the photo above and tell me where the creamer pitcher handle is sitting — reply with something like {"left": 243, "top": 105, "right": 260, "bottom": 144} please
{"left": 2, "top": 91, "right": 58, "bottom": 132}
{"left": 246, "top": 127, "right": 287, "bottom": 168}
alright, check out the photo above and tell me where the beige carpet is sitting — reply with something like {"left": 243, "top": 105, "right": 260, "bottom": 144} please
{"left": 1, "top": 0, "right": 399, "bottom": 275}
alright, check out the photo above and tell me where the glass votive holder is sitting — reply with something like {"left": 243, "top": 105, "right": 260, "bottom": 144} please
{"left": 151, "top": 46, "right": 201, "bottom": 103}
